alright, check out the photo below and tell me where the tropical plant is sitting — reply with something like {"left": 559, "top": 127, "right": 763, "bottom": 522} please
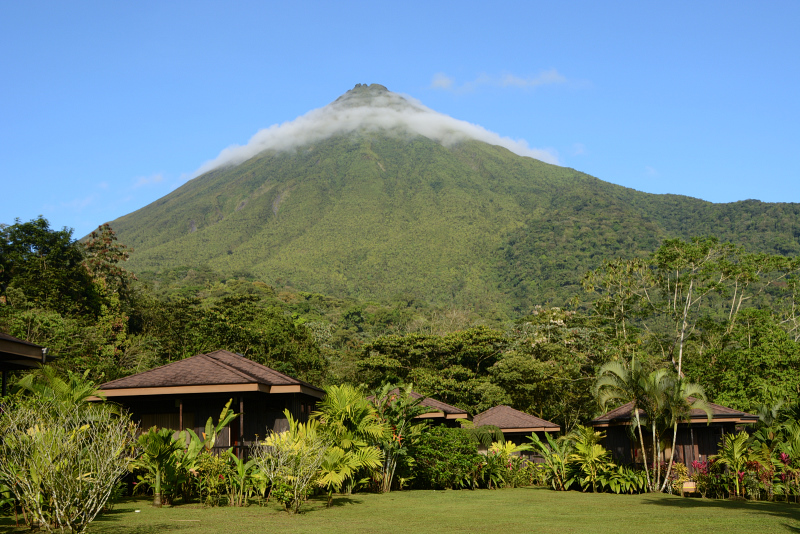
{"left": 713, "top": 431, "right": 752, "bottom": 497}
{"left": 311, "top": 384, "right": 386, "bottom": 496}
{"left": 194, "top": 452, "right": 231, "bottom": 506}
{"left": 14, "top": 365, "right": 119, "bottom": 414}
{"left": 409, "top": 426, "right": 482, "bottom": 490}
{"left": 597, "top": 465, "right": 648, "bottom": 494}
{"left": 130, "top": 427, "right": 186, "bottom": 507}
{"left": 594, "top": 356, "right": 653, "bottom": 488}
{"left": 251, "top": 410, "right": 328, "bottom": 513}
{"left": 370, "top": 384, "right": 432, "bottom": 492}
{"left": 527, "top": 432, "right": 574, "bottom": 491}
{"left": 226, "top": 450, "right": 258, "bottom": 507}
{"left": 568, "top": 426, "right": 614, "bottom": 492}
{"left": 0, "top": 397, "right": 136, "bottom": 534}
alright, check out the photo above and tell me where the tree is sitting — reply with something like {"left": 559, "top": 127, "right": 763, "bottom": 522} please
{"left": 595, "top": 359, "right": 710, "bottom": 492}
{"left": 0, "top": 217, "right": 99, "bottom": 316}
{"left": 594, "top": 357, "right": 654, "bottom": 489}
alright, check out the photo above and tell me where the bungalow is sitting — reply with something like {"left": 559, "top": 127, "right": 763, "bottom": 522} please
{"left": 591, "top": 400, "right": 758, "bottom": 473}
{"left": 0, "top": 332, "right": 50, "bottom": 397}
{"left": 473, "top": 405, "right": 560, "bottom": 456}
{"left": 98, "top": 349, "right": 324, "bottom": 458}
{"left": 369, "top": 388, "right": 471, "bottom": 426}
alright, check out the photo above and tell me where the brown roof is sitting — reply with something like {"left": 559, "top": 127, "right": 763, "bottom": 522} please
{"left": 0, "top": 331, "right": 48, "bottom": 371}
{"left": 369, "top": 388, "right": 471, "bottom": 420}
{"left": 99, "top": 350, "right": 323, "bottom": 397}
{"left": 591, "top": 399, "right": 758, "bottom": 427}
{"left": 0, "top": 332, "right": 44, "bottom": 348}
{"left": 473, "top": 405, "right": 560, "bottom": 432}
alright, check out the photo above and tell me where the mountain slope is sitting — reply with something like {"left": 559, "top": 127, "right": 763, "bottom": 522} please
{"left": 109, "top": 85, "right": 800, "bottom": 315}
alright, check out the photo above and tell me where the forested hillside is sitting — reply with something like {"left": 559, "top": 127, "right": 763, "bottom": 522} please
{"left": 2, "top": 219, "right": 798, "bottom": 430}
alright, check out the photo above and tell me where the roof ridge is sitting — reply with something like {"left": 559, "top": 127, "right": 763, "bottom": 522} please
{"left": 203, "top": 352, "right": 263, "bottom": 382}
{"left": 206, "top": 350, "right": 323, "bottom": 391}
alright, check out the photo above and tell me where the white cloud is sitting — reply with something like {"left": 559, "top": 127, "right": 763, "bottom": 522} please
{"left": 193, "top": 86, "right": 559, "bottom": 176}
{"left": 572, "top": 143, "right": 586, "bottom": 156}
{"left": 133, "top": 173, "right": 164, "bottom": 188}
{"left": 430, "top": 72, "right": 454, "bottom": 90}
{"left": 645, "top": 166, "right": 658, "bottom": 177}
{"left": 432, "top": 70, "right": 567, "bottom": 93}
{"left": 61, "top": 195, "right": 95, "bottom": 211}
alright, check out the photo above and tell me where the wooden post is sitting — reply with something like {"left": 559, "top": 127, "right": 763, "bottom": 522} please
{"left": 179, "top": 399, "right": 183, "bottom": 431}
{"left": 239, "top": 397, "right": 244, "bottom": 460}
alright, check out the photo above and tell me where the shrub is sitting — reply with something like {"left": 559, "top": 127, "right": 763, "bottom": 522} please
{"left": 0, "top": 398, "right": 136, "bottom": 534}
{"left": 408, "top": 427, "right": 482, "bottom": 489}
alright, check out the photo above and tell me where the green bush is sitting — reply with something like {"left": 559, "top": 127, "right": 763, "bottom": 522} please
{"left": 408, "top": 427, "right": 482, "bottom": 489}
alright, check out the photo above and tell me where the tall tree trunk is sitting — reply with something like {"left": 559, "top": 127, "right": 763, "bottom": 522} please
{"left": 652, "top": 422, "right": 659, "bottom": 492}
{"left": 660, "top": 421, "right": 679, "bottom": 492}
{"left": 634, "top": 408, "right": 651, "bottom": 490}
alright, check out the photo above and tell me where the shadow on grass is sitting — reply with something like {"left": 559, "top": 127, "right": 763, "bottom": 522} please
{"left": 641, "top": 495, "right": 800, "bottom": 531}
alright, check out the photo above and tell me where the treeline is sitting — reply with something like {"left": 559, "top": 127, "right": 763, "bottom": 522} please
{"left": 1, "top": 217, "right": 799, "bottom": 428}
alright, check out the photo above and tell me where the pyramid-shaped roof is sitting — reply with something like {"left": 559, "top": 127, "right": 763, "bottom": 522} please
{"left": 99, "top": 350, "right": 323, "bottom": 398}
{"left": 473, "top": 405, "right": 560, "bottom": 432}
{"left": 369, "top": 388, "right": 470, "bottom": 420}
{"left": 591, "top": 399, "right": 758, "bottom": 427}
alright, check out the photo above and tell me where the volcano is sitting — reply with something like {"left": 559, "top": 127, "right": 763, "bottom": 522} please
{"left": 108, "top": 84, "right": 800, "bottom": 315}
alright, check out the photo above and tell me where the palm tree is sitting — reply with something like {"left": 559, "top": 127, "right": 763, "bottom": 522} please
{"left": 595, "top": 358, "right": 710, "bottom": 492}
{"left": 311, "top": 384, "right": 386, "bottom": 496}
{"left": 658, "top": 378, "right": 711, "bottom": 492}
{"left": 131, "top": 427, "right": 185, "bottom": 507}
{"left": 594, "top": 356, "right": 652, "bottom": 489}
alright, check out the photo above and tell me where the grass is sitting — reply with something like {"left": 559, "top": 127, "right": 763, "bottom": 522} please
{"left": 3, "top": 488, "right": 799, "bottom": 534}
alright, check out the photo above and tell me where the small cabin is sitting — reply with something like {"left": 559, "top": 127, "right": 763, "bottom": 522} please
{"left": 591, "top": 400, "right": 758, "bottom": 473}
{"left": 98, "top": 350, "right": 324, "bottom": 458}
{"left": 369, "top": 388, "right": 471, "bottom": 427}
{"left": 473, "top": 405, "right": 560, "bottom": 457}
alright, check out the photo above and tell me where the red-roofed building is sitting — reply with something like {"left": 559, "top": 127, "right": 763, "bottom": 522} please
{"left": 98, "top": 350, "right": 324, "bottom": 458}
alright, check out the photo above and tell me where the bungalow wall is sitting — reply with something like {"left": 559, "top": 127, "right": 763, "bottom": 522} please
{"left": 601, "top": 423, "right": 736, "bottom": 474}
{"left": 117, "top": 391, "right": 319, "bottom": 458}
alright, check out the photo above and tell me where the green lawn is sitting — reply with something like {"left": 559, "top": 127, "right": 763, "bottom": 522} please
{"left": 3, "top": 488, "right": 799, "bottom": 533}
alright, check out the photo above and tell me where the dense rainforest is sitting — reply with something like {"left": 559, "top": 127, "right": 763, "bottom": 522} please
{"left": 2, "top": 217, "right": 798, "bottom": 430}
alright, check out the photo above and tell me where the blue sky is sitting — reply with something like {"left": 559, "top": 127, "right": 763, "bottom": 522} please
{"left": 2, "top": 1, "right": 798, "bottom": 238}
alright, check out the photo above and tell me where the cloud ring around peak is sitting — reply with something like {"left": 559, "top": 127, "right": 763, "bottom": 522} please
{"left": 192, "top": 91, "right": 559, "bottom": 177}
